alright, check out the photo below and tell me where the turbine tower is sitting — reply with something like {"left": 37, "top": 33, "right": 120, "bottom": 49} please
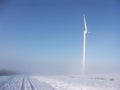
{"left": 82, "top": 15, "right": 88, "bottom": 74}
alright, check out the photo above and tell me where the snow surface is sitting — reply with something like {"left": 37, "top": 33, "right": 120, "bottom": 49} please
{"left": 0, "top": 74, "right": 120, "bottom": 90}
{"left": 0, "top": 76, "right": 54, "bottom": 90}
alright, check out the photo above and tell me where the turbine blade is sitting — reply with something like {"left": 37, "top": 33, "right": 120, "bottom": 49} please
{"left": 83, "top": 15, "right": 88, "bottom": 33}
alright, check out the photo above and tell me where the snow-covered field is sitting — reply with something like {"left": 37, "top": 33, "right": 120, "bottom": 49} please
{"left": 0, "top": 74, "right": 120, "bottom": 90}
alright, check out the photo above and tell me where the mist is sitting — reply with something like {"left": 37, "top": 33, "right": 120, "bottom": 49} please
{"left": 0, "top": 0, "right": 120, "bottom": 75}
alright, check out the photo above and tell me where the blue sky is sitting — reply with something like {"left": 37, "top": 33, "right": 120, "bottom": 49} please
{"left": 0, "top": 0, "right": 119, "bottom": 74}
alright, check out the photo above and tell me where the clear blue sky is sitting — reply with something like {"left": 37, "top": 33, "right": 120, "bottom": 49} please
{"left": 0, "top": 0, "right": 120, "bottom": 75}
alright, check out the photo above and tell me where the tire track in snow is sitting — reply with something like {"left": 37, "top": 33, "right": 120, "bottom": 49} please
{"left": 21, "top": 77, "right": 37, "bottom": 90}
{"left": 21, "top": 77, "right": 25, "bottom": 90}
{"left": 28, "top": 78, "right": 36, "bottom": 90}
{"left": 29, "top": 77, "right": 55, "bottom": 90}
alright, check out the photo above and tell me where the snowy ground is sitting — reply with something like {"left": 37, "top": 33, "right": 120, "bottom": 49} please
{"left": 0, "top": 76, "right": 54, "bottom": 90}
{"left": 0, "top": 74, "right": 120, "bottom": 90}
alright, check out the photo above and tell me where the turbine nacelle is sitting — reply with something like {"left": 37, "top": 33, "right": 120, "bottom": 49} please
{"left": 84, "top": 30, "right": 88, "bottom": 35}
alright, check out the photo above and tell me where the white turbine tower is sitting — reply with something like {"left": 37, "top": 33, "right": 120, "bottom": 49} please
{"left": 82, "top": 15, "right": 88, "bottom": 74}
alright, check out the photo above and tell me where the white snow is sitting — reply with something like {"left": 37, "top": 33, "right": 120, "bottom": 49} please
{"left": 34, "top": 74, "right": 120, "bottom": 90}
{"left": 0, "top": 76, "right": 54, "bottom": 90}
{"left": 0, "top": 74, "right": 120, "bottom": 90}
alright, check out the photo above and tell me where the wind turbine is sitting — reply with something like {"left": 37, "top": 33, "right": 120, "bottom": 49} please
{"left": 82, "top": 15, "right": 88, "bottom": 74}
